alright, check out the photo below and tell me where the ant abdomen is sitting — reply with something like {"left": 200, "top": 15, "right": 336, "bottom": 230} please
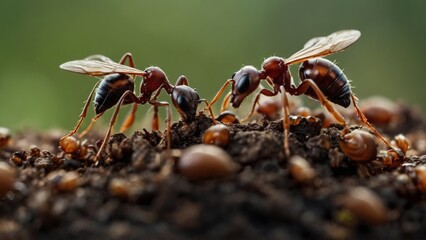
{"left": 299, "top": 58, "right": 351, "bottom": 108}
{"left": 94, "top": 73, "right": 134, "bottom": 114}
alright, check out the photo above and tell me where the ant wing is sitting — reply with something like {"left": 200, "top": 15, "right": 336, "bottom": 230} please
{"left": 284, "top": 29, "right": 361, "bottom": 65}
{"left": 59, "top": 59, "right": 146, "bottom": 77}
{"left": 83, "top": 54, "right": 115, "bottom": 63}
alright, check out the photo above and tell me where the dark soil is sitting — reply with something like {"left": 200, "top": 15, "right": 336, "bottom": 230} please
{"left": 1, "top": 100, "right": 426, "bottom": 240}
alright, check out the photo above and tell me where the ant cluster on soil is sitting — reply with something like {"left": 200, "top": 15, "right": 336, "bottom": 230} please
{"left": 57, "top": 29, "right": 405, "bottom": 170}
{"left": 1, "top": 30, "right": 426, "bottom": 239}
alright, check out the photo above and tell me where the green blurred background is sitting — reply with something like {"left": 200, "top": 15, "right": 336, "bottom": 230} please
{"left": 0, "top": 0, "right": 425, "bottom": 131}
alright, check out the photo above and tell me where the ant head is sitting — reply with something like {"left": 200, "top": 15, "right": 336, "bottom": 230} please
{"left": 172, "top": 85, "right": 200, "bottom": 123}
{"left": 261, "top": 56, "right": 287, "bottom": 80}
{"left": 143, "top": 66, "right": 167, "bottom": 82}
{"left": 140, "top": 66, "right": 172, "bottom": 95}
{"left": 230, "top": 66, "right": 261, "bottom": 108}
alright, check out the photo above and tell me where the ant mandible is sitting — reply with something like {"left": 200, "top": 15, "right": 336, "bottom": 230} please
{"left": 208, "top": 30, "right": 402, "bottom": 159}
{"left": 59, "top": 53, "right": 216, "bottom": 161}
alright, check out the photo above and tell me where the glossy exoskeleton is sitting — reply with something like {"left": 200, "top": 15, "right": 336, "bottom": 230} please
{"left": 209, "top": 30, "right": 400, "bottom": 158}
{"left": 59, "top": 53, "right": 216, "bottom": 161}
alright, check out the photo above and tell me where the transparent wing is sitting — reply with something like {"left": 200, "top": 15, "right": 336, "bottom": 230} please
{"left": 60, "top": 59, "right": 146, "bottom": 77}
{"left": 83, "top": 54, "right": 115, "bottom": 63}
{"left": 284, "top": 30, "right": 361, "bottom": 65}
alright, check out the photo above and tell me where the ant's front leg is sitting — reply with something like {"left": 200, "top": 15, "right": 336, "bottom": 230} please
{"left": 118, "top": 52, "right": 135, "bottom": 68}
{"left": 206, "top": 79, "right": 234, "bottom": 112}
{"left": 240, "top": 88, "right": 278, "bottom": 122}
{"left": 220, "top": 92, "right": 232, "bottom": 113}
{"left": 199, "top": 99, "right": 217, "bottom": 124}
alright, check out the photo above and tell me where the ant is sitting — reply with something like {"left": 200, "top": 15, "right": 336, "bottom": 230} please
{"left": 59, "top": 53, "right": 216, "bottom": 161}
{"left": 208, "top": 30, "right": 402, "bottom": 159}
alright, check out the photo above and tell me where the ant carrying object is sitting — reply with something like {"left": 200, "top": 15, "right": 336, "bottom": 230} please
{"left": 208, "top": 30, "right": 402, "bottom": 159}
{"left": 59, "top": 53, "right": 216, "bottom": 161}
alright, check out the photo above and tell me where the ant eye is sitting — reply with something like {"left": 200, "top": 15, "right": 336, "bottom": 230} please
{"left": 236, "top": 75, "right": 250, "bottom": 94}
{"left": 177, "top": 95, "right": 190, "bottom": 112}
{"left": 231, "top": 72, "right": 236, "bottom": 79}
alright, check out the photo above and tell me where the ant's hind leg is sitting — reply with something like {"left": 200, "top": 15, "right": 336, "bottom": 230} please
{"left": 61, "top": 80, "right": 101, "bottom": 141}
{"left": 293, "top": 79, "right": 346, "bottom": 126}
{"left": 79, "top": 113, "right": 103, "bottom": 138}
{"left": 351, "top": 94, "right": 394, "bottom": 149}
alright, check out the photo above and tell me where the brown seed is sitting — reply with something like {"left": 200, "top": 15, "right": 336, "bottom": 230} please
{"left": 0, "top": 127, "right": 11, "bottom": 148}
{"left": 10, "top": 150, "right": 27, "bottom": 166}
{"left": 359, "top": 96, "right": 396, "bottom": 126}
{"left": 393, "top": 134, "right": 409, "bottom": 154}
{"left": 337, "top": 187, "right": 387, "bottom": 225}
{"left": 215, "top": 111, "right": 239, "bottom": 124}
{"left": 414, "top": 165, "right": 426, "bottom": 193}
{"left": 339, "top": 129, "right": 377, "bottom": 161}
{"left": 292, "top": 106, "right": 311, "bottom": 117}
{"left": 109, "top": 178, "right": 130, "bottom": 198}
{"left": 57, "top": 171, "right": 80, "bottom": 191}
{"left": 289, "top": 156, "right": 315, "bottom": 183}
{"left": 313, "top": 109, "right": 336, "bottom": 128}
{"left": 0, "top": 162, "right": 16, "bottom": 196}
{"left": 34, "top": 156, "right": 53, "bottom": 171}
{"left": 48, "top": 170, "right": 80, "bottom": 192}
{"left": 60, "top": 136, "right": 80, "bottom": 154}
{"left": 177, "top": 144, "right": 238, "bottom": 181}
{"left": 382, "top": 149, "right": 404, "bottom": 167}
{"left": 202, "top": 125, "right": 231, "bottom": 147}
{"left": 256, "top": 98, "right": 281, "bottom": 120}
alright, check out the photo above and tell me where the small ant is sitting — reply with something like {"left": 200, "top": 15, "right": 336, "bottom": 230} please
{"left": 208, "top": 30, "right": 401, "bottom": 158}
{"left": 59, "top": 53, "right": 216, "bottom": 161}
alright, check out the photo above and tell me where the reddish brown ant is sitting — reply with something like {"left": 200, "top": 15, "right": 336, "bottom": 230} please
{"left": 208, "top": 30, "right": 400, "bottom": 158}
{"left": 59, "top": 53, "right": 216, "bottom": 161}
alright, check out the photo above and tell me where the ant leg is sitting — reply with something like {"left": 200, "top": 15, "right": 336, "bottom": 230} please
{"left": 240, "top": 89, "right": 278, "bottom": 122}
{"left": 61, "top": 80, "right": 101, "bottom": 141}
{"left": 79, "top": 112, "right": 103, "bottom": 138}
{"left": 152, "top": 105, "right": 160, "bottom": 131}
{"left": 208, "top": 79, "right": 234, "bottom": 111}
{"left": 118, "top": 52, "right": 138, "bottom": 80}
{"left": 119, "top": 103, "right": 138, "bottom": 133}
{"left": 118, "top": 52, "right": 135, "bottom": 67}
{"left": 95, "top": 90, "right": 139, "bottom": 162}
{"left": 280, "top": 86, "right": 291, "bottom": 158}
{"left": 220, "top": 92, "right": 232, "bottom": 113}
{"left": 199, "top": 99, "right": 218, "bottom": 124}
{"left": 351, "top": 94, "right": 394, "bottom": 150}
{"left": 150, "top": 100, "right": 172, "bottom": 152}
{"left": 294, "top": 79, "right": 346, "bottom": 126}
